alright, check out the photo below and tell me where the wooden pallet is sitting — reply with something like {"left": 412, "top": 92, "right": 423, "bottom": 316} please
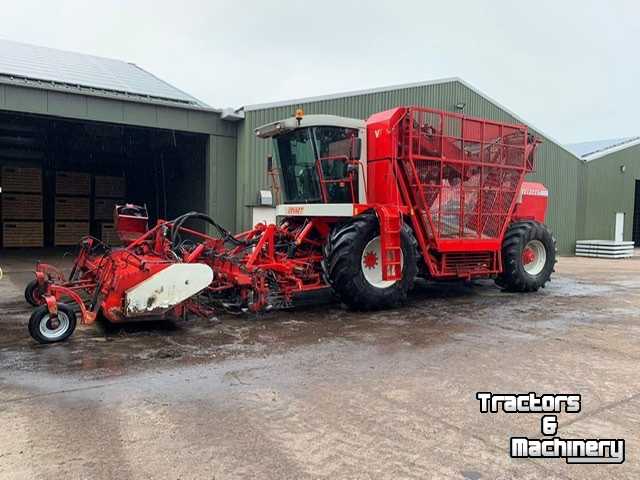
{"left": 100, "top": 223, "right": 122, "bottom": 246}
{"left": 3, "top": 222, "right": 44, "bottom": 247}
{"left": 1, "top": 193, "right": 42, "bottom": 220}
{"left": 94, "top": 175, "right": 126, "bottom": 198}
{"left": 55, "top": 196, "right": 90, "bottom": 220}
{"left": 56, "top": 171, "right": 91, "bottom": 195}
{"left": 1, "top": 166, "right": 42, "bottom": 193}
{"left": 54, "top": 222, "right": 90, "bottom": 246}
{"left": 94, "top": 198, "right": 119, "bottom": 220}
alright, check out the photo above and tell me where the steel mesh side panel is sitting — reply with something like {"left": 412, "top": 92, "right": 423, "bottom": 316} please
{"left": 400, "top": 108, "right": 527, "bottom": 242}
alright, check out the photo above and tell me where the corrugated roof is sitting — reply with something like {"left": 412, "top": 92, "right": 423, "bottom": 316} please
{"left": 565, "top": 136, "right": 640, "bottom": 161}
{"left": 239, "top": 77, "right": 579, "bottom": 158}
{"left": 0, "top": 39, "right": 209, "bottom": 108}
{"left": 242, "top": 77, "right": 462, "bottom": 112}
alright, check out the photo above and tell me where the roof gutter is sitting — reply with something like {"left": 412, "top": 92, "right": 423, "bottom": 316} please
{"left": 0, "top": 75, "right": 222, "bottom": 113}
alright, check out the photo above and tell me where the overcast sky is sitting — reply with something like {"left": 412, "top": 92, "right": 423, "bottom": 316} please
{"left": 1, "top": 0, "right": 637, "bottom": 143}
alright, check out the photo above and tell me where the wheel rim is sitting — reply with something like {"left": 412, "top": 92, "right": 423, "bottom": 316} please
{"left": 522, "top": 240, "right": 547, "bottom": 276}
{"left": 361, "top": 236, "right": 403, "bottom": 288}
{"left": 38, "top": 312, "right": 70, "bottom": 341}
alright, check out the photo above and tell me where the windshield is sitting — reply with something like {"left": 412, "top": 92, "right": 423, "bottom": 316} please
{"left": 274, "top": 126, "right": 359, "bottom": 204}
{"left": 275, "top": 128, "right": 321, "bottom": 203}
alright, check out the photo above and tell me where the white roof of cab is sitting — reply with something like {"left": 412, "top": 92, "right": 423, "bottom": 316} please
{"left": 255, "top": 114, "right": 365, "bottom": 138}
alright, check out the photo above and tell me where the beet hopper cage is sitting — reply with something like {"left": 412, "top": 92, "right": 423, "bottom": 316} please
{"left": 390, "top": 107, "right": 539, "bottom": 278}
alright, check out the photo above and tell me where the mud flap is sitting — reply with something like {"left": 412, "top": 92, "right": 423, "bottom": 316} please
{"left": 124, "top": 264, "right": 214, "bottom": 317}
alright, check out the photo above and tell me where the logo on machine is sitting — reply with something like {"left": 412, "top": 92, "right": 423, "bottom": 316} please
{"left": 521, "top": 187, "right": 549, "bottom": 197}
{"left": 374, "top": 129, "right": 383, "bottom": 138}
{"left": 286, "top": 206, "right": 305, "bottom": 215}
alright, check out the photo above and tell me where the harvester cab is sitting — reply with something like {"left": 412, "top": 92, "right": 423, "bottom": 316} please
{"left": 256, "top": 113, "right": 367, "bottom": 208}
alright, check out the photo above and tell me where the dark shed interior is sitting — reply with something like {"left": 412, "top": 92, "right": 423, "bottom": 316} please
{"left": 0, "top": 111, "right": 208, "bottom": 248}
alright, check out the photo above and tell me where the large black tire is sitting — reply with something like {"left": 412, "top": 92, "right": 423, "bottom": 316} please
{"left": 497, "top": 220, "right": 557, "bottom": 292}
{"left": 24, "top": 279, "right": 45, "bottom": 307}
{"left": 28, "top": 303, "right": 77, "bottom": 344}
{"left": 323, "top": 213, "right": 418, "bottom": 310}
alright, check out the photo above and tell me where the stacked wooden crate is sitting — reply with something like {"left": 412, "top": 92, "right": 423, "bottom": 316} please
{"left": 2, "top": 193, "right": 43, "bottom": 220}
{"left": 55, "top": 222, "right": 91, "bottom": 246}
{"left": 95, "top": 175, "right": 126, "bottom": 199}
{"left": 1, "top": 166, "right": 44, "bottom": 247}
{"left": 56, "top": 171, "right": 91, "bottom": 196}
{"left": 55, "top": 197, "right": 90, "bottom": 220}
{"left": 94, "top": 175, "right": 125, "bottom": 246}
{"left": 55, "top": 171, "right": 90, "bottom": 246}
{"left": 94, "top": 198, "right": 118, "bottom": 222}
{"left": 1, "top": 166, "right": 42, "bottom": 192}
{"left": 3, "top": 222, "right": 44, "bottom": 248}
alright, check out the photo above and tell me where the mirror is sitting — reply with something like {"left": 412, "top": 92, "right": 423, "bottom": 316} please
{"left": 267, "top": 154, "right": 274, "bottom": 172}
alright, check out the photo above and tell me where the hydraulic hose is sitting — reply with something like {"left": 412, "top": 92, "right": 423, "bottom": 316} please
{"left": 168, "top": 211, "right": 246, "bottom": 250}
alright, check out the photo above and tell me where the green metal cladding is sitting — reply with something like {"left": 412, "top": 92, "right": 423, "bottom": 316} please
{"left": 235, "top": 79, "right": 583, "bottom": 253}
{"left": 581, "top": 145, "right": 640, "bottom": 241}
{"left": 206, "top": 133, "right": 238, "bottom": 232}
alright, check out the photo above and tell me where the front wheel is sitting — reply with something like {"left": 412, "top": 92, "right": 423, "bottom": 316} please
{"left": 323, "top": 213, "right": 418, "bottom": 310}
{"left": 497, "top": 221, "right": 557, "bottom": 292}
{"left": 24, "top": 279, "right": 45, "bottom": 307}
{"left": 28, "top": 303, "right": 77, "bottom": 344}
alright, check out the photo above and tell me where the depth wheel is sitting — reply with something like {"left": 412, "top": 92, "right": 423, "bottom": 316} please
{"left": 497, "top": 221, "right": 557, "bottom": 292}
{"left": 323, "top": 213, "right": 418, "bottom": 310}
{"left": 24, "top": 279, "right": 45, "bottom": 307}
{"left": 28, "top": 303, "right": 77, "bottom": 344}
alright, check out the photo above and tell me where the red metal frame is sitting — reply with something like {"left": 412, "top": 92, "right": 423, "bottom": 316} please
{"left": 365, "top": 106, "right": 541, "bottom": 280}
{"left": 35, "top": 210, "right": 334, "bottom": 325}
{"left": 33, "top": 237, "right": 104, "bottom": 306}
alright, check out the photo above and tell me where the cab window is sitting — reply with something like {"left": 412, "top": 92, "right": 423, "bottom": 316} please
{"left": 274, "top": 129, "right": 321, "bottom": 203}
{"left": 313, "top": 127, "right": 359, "bottom": 203}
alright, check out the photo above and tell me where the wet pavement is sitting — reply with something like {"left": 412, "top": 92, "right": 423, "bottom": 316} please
{"left": 1, "top": 249, "right": 639, "bottom": 479}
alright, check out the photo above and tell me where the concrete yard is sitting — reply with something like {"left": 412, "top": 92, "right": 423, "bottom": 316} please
{"left": 0, "top": 249, "right": 639, "bottom": 479}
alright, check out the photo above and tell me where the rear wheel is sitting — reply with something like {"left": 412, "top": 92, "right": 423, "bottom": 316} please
{"left": 28, "top": 303, "right": 77, "bottom": 344}
{"left": 323, "top": 213, "right": 418, "bottom": 310}
{"left": 497, "top": 221, "right": 556, "bottom": 292}
{"left": 24, "top": 279, "right": 45, "bottom": 307}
